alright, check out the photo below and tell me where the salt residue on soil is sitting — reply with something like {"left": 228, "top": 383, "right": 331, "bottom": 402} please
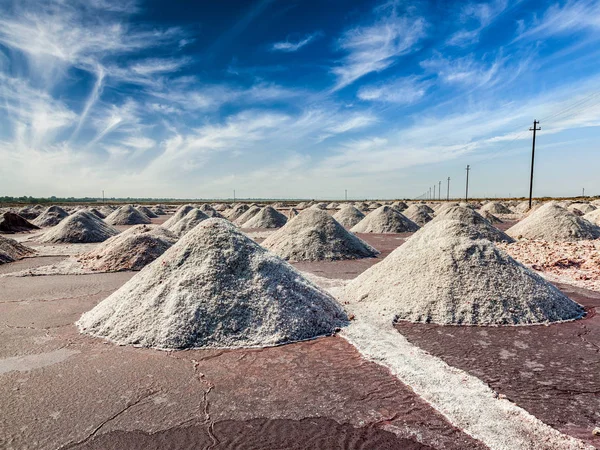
{"left": 241, "top": 205, "right": 287, "bottom": 228}
{"left": 0, "top": 235, "right": 36, "bottom": 264}
{"left": 430, "top": 206, "right": 514, "bottom": 243}
{"left": 343, "top": 223, "right": 584, "bottom": 325}
{"left": 78, "top": 225, "right": 177, "bottom": 272}
{"left": 169, "top": 208, "right": 209, "bottom": 236}
{"left": 350, "top": 206, "right": 419, "bottom": 233}
{"left": 77, "top": 218, "right": 348, "bottom": 349}
{"left": 507, "top": 202, "right": 600, "bottom": 241}
{"left": 332, "top": 205, "right": 365, "bottom": 228}
{"left": 261, "top": 209, "right": 379, "bottom": 262}
{"left": 162, "top": 204, "right": 195, "bottom": 229}
{"left": 105, "top": 205, "right": 151, "bottom": 225}
{"left": 39, "top": 211, "right": 120, "bottom": 243}
{"left": 499, "top": 239, "right": 600, "bottom": 292}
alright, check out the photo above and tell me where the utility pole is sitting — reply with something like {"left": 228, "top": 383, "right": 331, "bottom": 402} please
{"left": 465, "top": 165, "right": 470, "bottom": 202}
{"left": 433, "top": 184, "right": 436, "bottom": 200}
{"left": 429, "top": 187, "right": 431, "bottom": 199}
{"left": 438, "top": 181, "right": 441, "bottom": 200}
{"left": 233, "top": 189, "right": 236, "bottom": 202}
{"left": 447, "top": 177, "right": 450, "bottom": 201}
{"left": 102, "top": 190, "right": 104, "bottom": 204}
{"left": 528, "top": 120, "right": 541, "bottom": 209}
{"left": 345, "top": 189, "right": 347, "bottom": 201}
{"left": 582, "top": 188, "right": 585, "bottom": 198}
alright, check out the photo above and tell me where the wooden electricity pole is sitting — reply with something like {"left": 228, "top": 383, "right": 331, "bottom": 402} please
{"left": 447, "top": 177, "right": 450, "bottom": 201}
{"left": 465, "top": 165, "right": 470, "bottom": 202}
{"left": 528, "top": 120, "right": 541, "bottom": 209}
{"left": 438, "top": 181, "right": 441, "bottom": 200}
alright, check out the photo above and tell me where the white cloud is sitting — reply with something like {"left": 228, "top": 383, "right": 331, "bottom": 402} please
{"left": 421, "top": 53, "right": 502, "bottom": 87}
{"left": 357, "top": 76, "right": 430, "bottom": 104}
{"left": 447, "top": 0, "right": 508, "bottom": 46}
{"left": 272, "top": 32, "right": 321, "bottom": 52}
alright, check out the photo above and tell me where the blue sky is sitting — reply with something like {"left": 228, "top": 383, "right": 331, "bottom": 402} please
{"left": 1, "top": 0, "right": 599, "bottom": 199}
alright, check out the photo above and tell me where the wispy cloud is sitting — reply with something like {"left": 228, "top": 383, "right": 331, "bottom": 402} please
{"left": 272, "top": 32, "right": 322, "bottom": 52}
{"left": 331, "top": 4, "right": 427, "bottom": 91}
{"left": 421, "top": 52, "right": 502, "bottom": 87}
{"left": 357, "top": 76, "right": 431, "bottom": 104}
{"left": 447, "top": 0, "right": 508, "bottom": 46}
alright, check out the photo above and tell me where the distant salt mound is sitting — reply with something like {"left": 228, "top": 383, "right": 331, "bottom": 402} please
{"left": 0, "top": 235, "right": 35, "bottom": 264}
{"left": 17, "top": 206, "right": 41, "bottom": 220}
{"left": 351, "top": 206, "right": 419, "bottom": 233}
{"left": 242, "top": 206, "right": 287, "bottom": 228}
{"left": 430, "top": 206, "right": 514, "bottom": 243}
{"left": 333, "top": 205, "right": 365, "bottom": 228}
{"left": 326, "top": 202, "right": 340, "bottom": 209}
{"left": 344, "top": 230, "right": 585, "bottom": 325}
{"left": 136, "top": 206, "right": 157, "bottom": 219}
{"left": 33, "top": 206, "right": 69, "bottom": 227}
{"left": 402, "top": 204, "right": 433, "bottom": 227}
{"left": 99, "top": 206, "right": 115, "bottom": 217}
{"left": 288, "top": 208, "right": 299, "bottom": 219}
{"left": 39, "top": 211, "right": 119, "bottom": 243}
{"left": 435, "top": 202, "right": 459, "bottom": 214}
{"left": 224, "top": 204, "right": 249, "bottom": 221}
{"left": 568, "top": 203, "right": 596, "bottom": 215}
{"left": 162, "top": 204, "right": 195, "bottom": 229}
{"left": 169, "top": 208, "right": 209, "bottom": 236}
{"left": 583, "top": 209, "right": 600, "bottom": 226}
{"left": 0, "top": 212, "right": 40, "bottom": 233}
{"left": 77, "top": 219, "right": 347, "bottom": 349}
{"left": 507, "top": 202, "right": 600, "bottom": 241}
{"left": 392, "top": 201, "right": 408, "bottom": 211}
{"left": 234, "top": 206, "right": 261, "bottom": 226}
{"left": 105, "top": 205, "right": 151, "bottom": 226}
{"left": 481, "top": 202, "right": 513, "bottom": 215}
{"left": 151, "top": 206, "right": 166, "bottom": 215}
{"left": 481, "top": 211, "right": 503, "bottom": 224}
{"left": 262, "top": 209, "right": 378, "bottom": 262}
{"left": 79, "top": 225, "right": 176, "bottom": 272}
{"left": 199, "top": 204, "right": 224, "bottom": 219}
{"left": 87, "top": 208, "right": 106, "bottom": 219}
{"left": 311, "top": 203, "right": 327, "bottom": 210}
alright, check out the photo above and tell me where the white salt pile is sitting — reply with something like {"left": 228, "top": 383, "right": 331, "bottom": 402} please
{"left": 105, "top": 205, "right": 151, "bottom": 226}
{"left": 333, "top": 205, "right": 365, "bottom": 228}
{"left": 402, "top": 204, "right": 433, "bottom": 226}
{"left": 261, "top": 209, "right": 379, "bottom": 262}
{"left": 87, "top": 208, "right": 106, "bottom": 219}
{"left": 242, "top": 206, "right": 287, "bottom": 228}
{"left": 583, "top": 209, "right": 600, "bottom": 226}
{"left": 234, "top": 205, "right": 262, "bottom": 226}
{"left": 39, "top": 211, "right": 120, "bottom": 243}
{"left": 481, "top": 202, "right": 513, "bottom": 214}
{"left": 77, "top": 219, "right": 347, "bottom": 349}
{"left": 33, "top": 206, "right": 69, "bottom": 227}
{"left": 288, "top": 208, "right": 299, "bottom": 219}
{"left": 343, "top": 226, "right": 585, "bottom": 325}
{"left": 351, "top": 206, "right": 419, "bottom": 233}
{"left": 417, "top": 203, "right": 435, "bottom": 214}
{"left": 326, "top": 202, "right": 339, "bottom": 209}
{"left": 99, "top": 206, "right": 115, "bottom": 217}
{"left": 392, "top": 201, "right": 408, "bottom": 211}
{"left": 0, "top": 235, "right": 35, "bottom": 264}
{"left": 481, "top": 211, "right": 503, "bottom": 224}
{"left": 507, "top": 202, "right": 600, "bottom": 241}
{"left": 430, "top": 206, "right": 514, "bottom": 243}
{"left": 151, "top": 206, "right": 166, "bottom": 215}
{"left": 224, "top": 203, "right": 249, "bottom": 221}
{"left": 136, "top": 206, "right": 158, "bottom": 218}
{"left": 162, "top": 204, "right": 195, "bottom": 229}
{"left": 568, "top": 203, "right": 596, "bottom": 215}
{"left": 17, "top": 206, "right": 41, "bottom": 220}
{"left": 199, "top": 204, "right": 224, "bottom": 219}
{"left": 79, "top": 225, "right": 177, "bottom": 271}
{"left": 169, "top": 208, "right": 209, "bottom": 236}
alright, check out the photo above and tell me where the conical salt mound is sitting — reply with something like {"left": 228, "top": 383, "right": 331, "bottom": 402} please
{"left": 87, "top": 208, "right": 106, "bottom": 219}
{"left": 481, "top": 202, "right": 513, "bottom": 214}
{"left": 77, "top": 219, "right": 347, "bottom": 349}
{"left": 481, "top": 211, "right": 502, "bottom": 224}
{"left": 151, "top": 206, "right": 166, "bottom": 215}
{"left": 136, "top": 206, "right": 157, "bottom": 218}
{"left": 507, "top": 202, "right": 600, "bottom": 241}
{"left": 333, "top": 205, "right": 365, "bottom": 228}
{"left": 169, "top": 208, "right": 209, "bottom": 236}
{"left": 105, "top": 205, "right": 151, "bottom": 226}
{"left": 79, "top": 225, "right": 177, "bottom": 271}
{"left": 583, "top": 209, "right": 600, "bottom": 226}
{"left": 402, "top": 204, "right": 433, "bottom": 226}
{"left": 288, "top": 208, "right": 299, "bottom": 219}
{"left": 417, "top": 203, "right": 435, "bottom": 214}
{"left": 0, "top": 235, "right": 35, "bottom": 264}
{"left": 162, "top": 204, "right": 195, "bottom": 229}
{"left": 33, "top": 206, "right": 69, "bottom": 227}
{"left": 344, "top": 230, "right": 585, "bottom": 325}
{"left": 569, "top": 203, "right": 596, "bottom": 215}
{"left": 430, "top": 206, "right": 514, "bottom": 243}
{"left": 242, "top": 206, "right": 287, "bottom": 228}
{"left": 0, "top": 212, "right": 40, "bottom": 233}
{"left": 350, "top": 206, "right": 419, "bottom": 233}
{"left": 199, "top": 204, "right": 224, "bottom": 219}
{"left": 39, "top": 211, "right": 119, "bottom": 243}
{"left": 224, "top": 204, "right": 249, "bottom": 221}
{"left": 392, "top": 201, "right": 408, "bottom": 211}
{"left": 262, "top": 209, "right": 379, "bottom": 262}
{"left": 17, "top": 206, "right": 41, "bottom": 220}
{"left": 234, "top": 205, "right": 261, "bottom": 225}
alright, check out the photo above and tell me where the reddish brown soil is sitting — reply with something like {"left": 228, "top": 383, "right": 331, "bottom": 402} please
{"left": 395, "top": 282, "right": 600, "bottom": 446}
{"left": 0, "top": 271, "right": 484, "bottom": 450}
{"left": 0, "top": 256, "right": 67, "bottom": 275}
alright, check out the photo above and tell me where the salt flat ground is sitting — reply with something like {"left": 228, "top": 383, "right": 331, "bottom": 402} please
{"left": 1, "top": 215, "right": 598, "bottom": 449}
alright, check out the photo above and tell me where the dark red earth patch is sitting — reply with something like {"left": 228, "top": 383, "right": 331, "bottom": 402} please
{"left": 395, "top": 282, "right": 600, "bottom": 445}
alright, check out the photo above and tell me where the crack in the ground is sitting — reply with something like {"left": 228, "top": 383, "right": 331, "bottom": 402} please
{"left": 0, "top": 289, "right": 115, "bottom": 304}
{"left": 1, "top": 321, "right": 72, "bottom": 331}
{"left": 190, "top": 358, "right": 218, "bottom": 449}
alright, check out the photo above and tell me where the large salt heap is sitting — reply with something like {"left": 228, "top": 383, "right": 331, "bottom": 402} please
{"left": 105, "top": 205, "right": 151, "bottom": 226}
{"left": 224, "top": 204, "right": 249, "bottom": 222}
{"left": 350, "top": 206, "right": 419, "bottom": 233}
{"left": 169, "top": 208, "right": 209, "bottom": 236}
{"left": 79, "top": 225, "right": 177, "bottom": 271}
{"left": 507, "top": 202, "right": 600, "bottom": 241}
{"left": 199, "top": 204, "right": 224, "bottom": 219}
{"left": 343, "top": 225, "right": 585, "bottom": 325}
{"left": 234, "top": 205, "right": 261, "bottom": 226}
{"left": 33, "top": 206, "right": 69, "bottom": 227}
{"left": 0, "top": 235, "right": 35, "bottom": 264}
{"left": 333, "top": 205, "right": 365, "bottom": 229}
{"left": 162, "top": 204, "right": 195, "bottom": 229}
{"left": 77, "top": 219, "right": 347, "bottom": 349}
{"left": 262, "top": 209, "right": 379, "bottom": 262}
{"left": 429, "top": 206, "right": 514, "bottom": 243}
{"left": 136, "top": 206, "right": 158, "bottom": 218}
{"left": 402, "top": 204, "right": 433, "bottom": 227}
{"left": 39, "top": 211, "right": 119, "bottom": 243}
{"left": 480, "top": 202, "right": 513, "bottom": 215}
{"left": 242, "top": 206, "right": 287, "bottom": 228}
{"left": 583, "top": 209, "right": 600, "bottom": 226}
{"left": 0, "top": 213, "right": 40, "bottom": 233}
